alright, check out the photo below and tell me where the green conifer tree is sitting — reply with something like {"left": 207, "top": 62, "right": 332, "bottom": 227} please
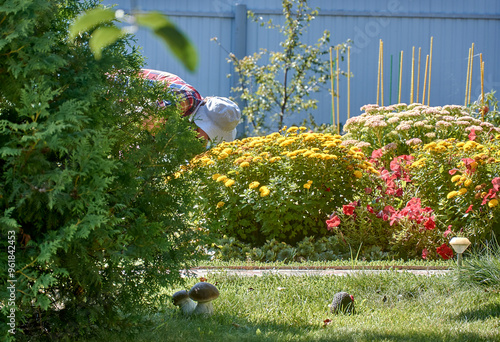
{"left": 0, "top": 0, "right": 205, "bottom": 339}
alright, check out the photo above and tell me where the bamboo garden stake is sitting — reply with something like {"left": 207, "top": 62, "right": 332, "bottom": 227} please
{"left": 480, "top": 53, "right": 484, "bottom": 106}
{"left": 465, "top": 47, "right": 471, "bottom": 106}
{"left": 336, "top": 46, "right": 340, "bottom": 134}
{"left": 481, "top": 54, "right": 485, "bottom": 122}
{"left": 410, "top": 46, "right": 415, "bottom": 103}
{"left": 329, "top": 46, "right": 335, "bottom": 127}
{"left": 377, "top": 40, "right": 382, "bottom": 106}
{"left": 468, "top": 43, "right": 475, "bottom": 106}
{"left": 347, "top": 46, "right": 351, "bottom": 119}
{"left": 427, "top": 36, "right": 433, "bottom": 106}
{"left": 416, "top": 47, "right": 421, "bottom": 103}
{"left": 422, "top": 54, "right": 429, "bottom": 105}
{"left": 398, "top": 51, "right": 403, "bottom": 104}
{"left": 380, "top": 40, "right": 384, "bottom": 106}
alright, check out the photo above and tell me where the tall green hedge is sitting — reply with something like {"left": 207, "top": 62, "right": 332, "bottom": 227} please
{"left": 0, "top": 0, "right": 205, "bottom": 339}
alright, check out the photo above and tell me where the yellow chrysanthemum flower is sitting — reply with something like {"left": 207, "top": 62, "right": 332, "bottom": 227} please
{"left": 287, "top": 126, "right": 299, "bottom": 133}
{"left": 353, "top": 170, "right": 363, "bottom": 179}
{"left": 240, "top": 162, "right": 250, "bottom": 168}
{"left": 216, "top": 175, "right": 228, "bottom": 182}
{"left": 212, "top": 173, "right": 221, "bottom": 180}
{"left": 216, "top": 201, "right": 225, "bottom": 208}
{"left": 464, "top": 179, "right": 473, "bottom": 187}
{"left": 447, "top": 191, "right": 459, "bottom": 199}
{"left": 488, "top": 199, "right": 499, "bottom": 208}
{"left": 225, "top": 179, "right": 235, "bottom": 187}
{"left": 458, "top": 188, "right": 467, "bottom": 195}
{"left": 249, "top": 181, "right": 260, "bottom": 189}
{"left": 259, "top": 186, "right": 270, "bottom": 197}
{"left": 451, "top": 175, "right": 461, "bottom": 183}
{"left": 303, "top": 183, "right": 311, "bottom": 189}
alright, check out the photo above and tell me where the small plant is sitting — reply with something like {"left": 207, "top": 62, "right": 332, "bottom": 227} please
{"left": 456, "top": 236, "right": 500, "bottom": 289}
{"left": 468, "top": 90, "right": 500, "bottom": 127}
{"left": 218, "top": 0, "right": 349, "bottom": 135}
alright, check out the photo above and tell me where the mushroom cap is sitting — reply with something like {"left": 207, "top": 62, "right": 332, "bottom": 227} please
{"left": 172, "top": 290, "right": 190, "bottom": 306}
{"left": 188, "top": 282, "right": 219, "bottom": 303}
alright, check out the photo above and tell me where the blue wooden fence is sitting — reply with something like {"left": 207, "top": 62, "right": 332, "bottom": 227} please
{"left": 101, "top": 0, "right": 500, "bottom": 134}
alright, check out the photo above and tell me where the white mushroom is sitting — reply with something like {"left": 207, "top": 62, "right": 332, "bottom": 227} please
{"left": 188, "top": 282, "right": 220, "bottom": 315}
{"left": 172, "top": 290, "right": 196, "bottom": 315}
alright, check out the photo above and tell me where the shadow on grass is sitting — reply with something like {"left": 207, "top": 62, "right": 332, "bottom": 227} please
{"left": 90, "top": 310, "right": 499, "bottom": 342}
{"left": 453, "top": 302, "right": 500, "bottom": 322}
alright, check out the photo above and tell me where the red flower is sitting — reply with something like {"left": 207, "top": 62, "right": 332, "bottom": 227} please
{"left": 482, "top": 189, "right": 496, "bottom": 205}
{"left": 383, "top": 205, "right": 396, "bottom": 216}
{"left": 422, "top": 248, "right": 428, "bottom": 259}
{"left": 424, "top": 217, "right": 436, "bottom": 230}
{"left": 448, "top": 169, "right": 458, "bottom": 175}
{"left": 365, "top": 187, "right": 373, "bottom": 194}
{"left": 436, "top": 244, "right": 454, "bottom": 260}
{"left": 465, "top": 204, "right": 473, "bottom": 213}
{"left": 492, "top": 177, "right": 500, "bottom": 192}
{"left": 468, "top": 128, "right": 476, "bottom": 141}
{"left": 343, "top": 205, "right": 356, "bottom": 216}
{"left": 395, "top": 188, "right": 404, "bottom": 197}
{"left": 367, "top": 205, "right": 375, "bottom": 214}
{"left": 462, "top": 158, "right": 477, "bottom": 173}
{"left": 326, "top": 215, "right": 341, "bottom": 229}
{"left": 371, "top": 149, "right": 383, "bottom": 159}
{"left": 443, "top": 225, "right": 452, "bottom": 238}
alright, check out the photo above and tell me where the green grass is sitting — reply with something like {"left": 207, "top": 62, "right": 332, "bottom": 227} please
{"left": 197, "top": 258, "right": 454, "bottom": 269}
{"left": 455, "top": 239, "right": 500, "bottom": 290}
{"left": 90, "top": 270, "right": 500, "bottom": 342}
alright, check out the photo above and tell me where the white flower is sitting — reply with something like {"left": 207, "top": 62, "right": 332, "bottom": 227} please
{"left": 436, "top": 121, "right": 452, "bottom": 127}
{"left": 465, "top": 125, "right": 483, "bottom": 132}
{"left": 383, "top": 142, "right": 398, "bottom": 150}
{"left": 396, "top": 124, "right": 411, "bottom": 131}
{"left": 406, "top": 138, "right": 422, "bottom": 146}
{"left": 355, "top": 141, "right": 372, "bottom": 148}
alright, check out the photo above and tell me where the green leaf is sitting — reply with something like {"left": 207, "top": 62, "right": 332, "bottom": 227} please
{"left": 135, "top": 11, "right": 198, "bottom": 72}
{"left": 69, "top": 7, "right": 116, "bottom": 39}
{"left": 89, "top": 26, "right": 124, "bottom": 59}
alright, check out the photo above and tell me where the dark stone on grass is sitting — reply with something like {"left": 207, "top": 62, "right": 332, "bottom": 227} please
{"left": 330, "top": 291, "right": 355, "bottom": 314}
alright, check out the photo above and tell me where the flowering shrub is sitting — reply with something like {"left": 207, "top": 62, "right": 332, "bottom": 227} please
{"left": 327, "top": 112, "right": 500, "bottom": 260}
{"left": 326, "top": 152, "right": 448, "bottom": 259}
{"left": 187, "top": 127, "right": 378, "bottom": 246}
{"left": 343, "top": 103, "right": 500, "bottom": 160}
{"left": 409, "top": 136, "right": 500, "bottom": 241}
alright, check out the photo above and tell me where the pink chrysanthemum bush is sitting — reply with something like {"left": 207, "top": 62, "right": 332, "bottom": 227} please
{"left": 187, "top": 127, "right": 378, "bottom": 246}
{"left": 342, "top": 103, "right": 500, "bottom": 160}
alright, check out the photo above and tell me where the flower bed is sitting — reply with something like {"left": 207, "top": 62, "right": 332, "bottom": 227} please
{"left": 184, "top": 103, "right": 500, "bottom": 261}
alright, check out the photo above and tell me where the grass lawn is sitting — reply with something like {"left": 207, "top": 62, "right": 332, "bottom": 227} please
{"left": 92, "top": 269, "right": 500, "bottom": 342}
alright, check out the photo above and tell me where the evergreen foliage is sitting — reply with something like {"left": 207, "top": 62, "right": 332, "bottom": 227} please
{"left": 0, "top": 0, "right": 205, "bottom": 339}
